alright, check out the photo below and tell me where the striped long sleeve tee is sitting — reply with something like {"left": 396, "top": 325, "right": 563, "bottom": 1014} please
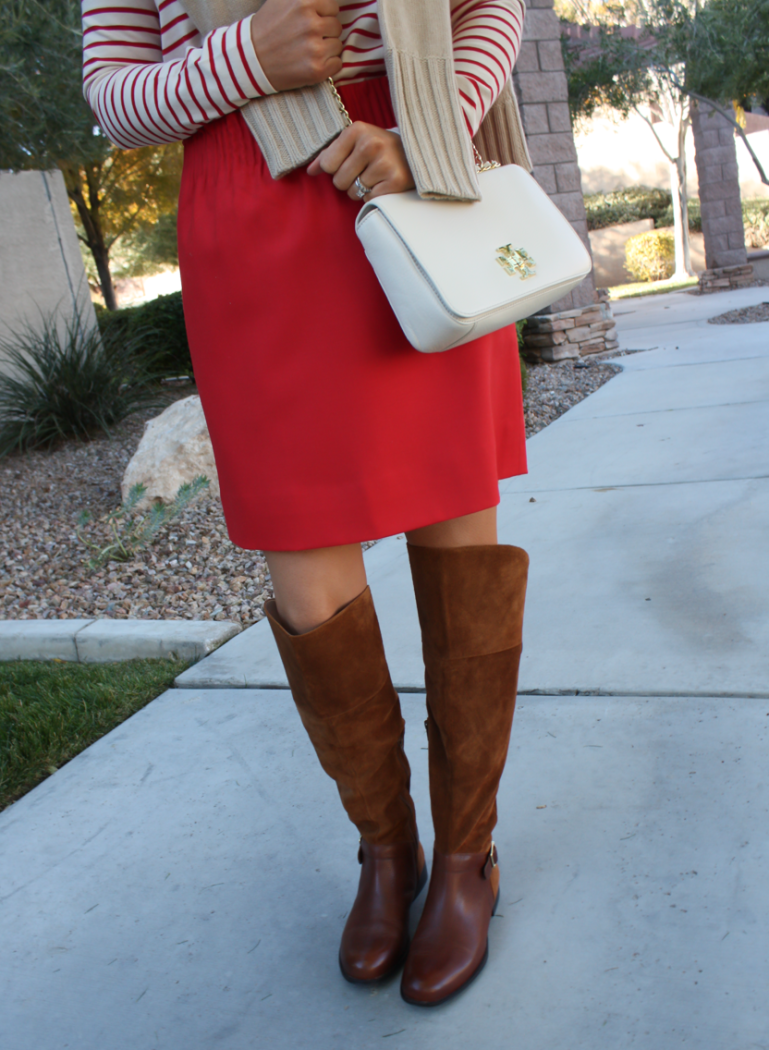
{"left": 82, "top": 0, "right": 523, "bottom": 150}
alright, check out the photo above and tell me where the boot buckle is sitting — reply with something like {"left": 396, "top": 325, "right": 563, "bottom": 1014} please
{"left": 483, "top": 841, "right": 497, "bottom": 879}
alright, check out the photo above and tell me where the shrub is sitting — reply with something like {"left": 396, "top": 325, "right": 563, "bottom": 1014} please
{"left": 624, "top": 229, "right": 676, "bottom": 282}
{"left": 656, "top": 196, "right": 702, "bottom": 232}
{"left": 97, "top": 291, "right": 192, "bottom": 380}
{"left": 516, "top": 319, "right": 528, "bottom": 392}
{"left": 0, "top": 309, "right": 166, "bottom": 456}
{"left": 584, "top": 187, "right": 673, "bottom": 230}
{"left": 743, "top": 199, "right": 769, "bottom": 249}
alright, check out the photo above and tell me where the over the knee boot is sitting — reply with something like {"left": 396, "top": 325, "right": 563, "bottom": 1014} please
{"left": 401, "top": 543, "right": 528, "bottom": 1006}
{"left": 265, "top": 587, "right": 426, "bottom": 983}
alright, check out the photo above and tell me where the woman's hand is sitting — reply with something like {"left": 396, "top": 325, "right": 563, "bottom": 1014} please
{"left": 250, "top": 0, "right": 343, "bottom": 92}
{"left": 307, "top": 123, "right": 415, "bottom": 200}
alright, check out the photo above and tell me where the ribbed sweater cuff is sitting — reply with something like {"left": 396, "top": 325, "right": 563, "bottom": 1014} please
{"left": 387, "top": 53, "right": 480, "bottom": 202}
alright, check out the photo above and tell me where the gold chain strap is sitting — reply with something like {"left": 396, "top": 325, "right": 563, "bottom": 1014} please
{"left": 473, "top": 143, "right": 501, "bottom": 173}
{"left": 328, "top": 78, "right": 353, "bottom": 128}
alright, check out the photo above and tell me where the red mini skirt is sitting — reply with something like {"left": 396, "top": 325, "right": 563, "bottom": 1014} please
{"left": 178, "top": 76, "right": 527, "bottom": 551}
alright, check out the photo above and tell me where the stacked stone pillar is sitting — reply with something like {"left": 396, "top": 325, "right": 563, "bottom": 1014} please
{"left": 691, "top": 101, "right": 752, "bottom": 293}
{"left": 513, "top": 0, "right": 617, "bottom": 361}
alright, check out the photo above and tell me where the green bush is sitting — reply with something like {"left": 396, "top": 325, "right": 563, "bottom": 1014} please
{"left": 585, "top": 187, "right": 769, "bottom": 245}
{"left": 97, "top": 290, "right": 192, "bottom": 379}
{"left": 657, "top": 196, "right": 702, "bottom": 232}
{"left": 0, "top": 309, "right": 166, "bottom": 457}
{"left": 624, "top": 229, "right": 676, "bottom": 282}
{"left": 584, "top": 187, "right": 673, "bottom": 230}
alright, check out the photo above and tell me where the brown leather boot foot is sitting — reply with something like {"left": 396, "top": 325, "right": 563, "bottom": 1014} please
{"left": 340, "top": 839, "right": 427, "bottom": 983}
{"left": 401, "top": 845, "right": 499, "bottom": 1006}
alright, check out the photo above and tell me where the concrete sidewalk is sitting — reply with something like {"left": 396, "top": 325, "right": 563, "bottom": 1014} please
{"left": 2, "top": 285, "right": 768, "bottom": 1049}
{"left": 2, "top": 688, "right": 767, "bottom": 1050}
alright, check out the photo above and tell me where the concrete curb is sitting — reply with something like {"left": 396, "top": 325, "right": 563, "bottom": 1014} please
{"left": 0, "top": 619, "right": 241, "bottom": 663}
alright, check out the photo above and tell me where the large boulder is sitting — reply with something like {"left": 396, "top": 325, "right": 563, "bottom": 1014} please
{"left": 122, "top": 394, "right": 219, "bottom": 508}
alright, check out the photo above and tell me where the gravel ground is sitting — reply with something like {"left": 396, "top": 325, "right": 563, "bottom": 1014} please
{"left": 708, "top": 301, "right": 769, "bottom": 325}
{"left": 1, "top": 359, "right": 618, "bottom": 625}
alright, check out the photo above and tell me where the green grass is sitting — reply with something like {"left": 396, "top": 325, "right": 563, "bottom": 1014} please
{"left": 0, "top": 658, "right": 188, "bottom": 810}
{"left": 607, "top": 275, "right": 699, "bottom": 300}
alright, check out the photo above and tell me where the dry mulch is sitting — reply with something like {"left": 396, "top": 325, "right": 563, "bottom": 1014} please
{"left": 523, "top": 356, "right": 618, "bottom": 437}
{"left": 1, "top": 359, "right": 618, "bottom": 626}
{"left": 707, "top": 301, "right": 769, "bottom": 325}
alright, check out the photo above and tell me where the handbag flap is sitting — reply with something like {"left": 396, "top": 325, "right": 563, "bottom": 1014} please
{"left": 355, "top": 165, "right": 592, "bottom": 320}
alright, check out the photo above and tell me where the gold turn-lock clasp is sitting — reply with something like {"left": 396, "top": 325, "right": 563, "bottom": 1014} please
{"left": 496, "top": 244, "right": 537, "bottom": 280}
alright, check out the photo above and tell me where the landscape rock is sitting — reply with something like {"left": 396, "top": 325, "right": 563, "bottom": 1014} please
{"left": 121, "top": 395, "right": 219, "bottom": 508}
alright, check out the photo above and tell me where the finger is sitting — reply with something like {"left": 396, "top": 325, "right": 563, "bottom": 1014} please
{"left": 330, "top": 134, "right": 384, "bottom": 191}
{"left": 322, "top": 36, "right": 343, "bottom": 56}
{"left": 334, "top": 143, "right": 394, "bottom": 193}
{"left": 323, "top": 55, "right": 344, "bottom": 79}
{"left": 346, "top": 156, "right": 414, "bottom": 200}
{"left": 315, "top": 0, "right": 340, "bottom": 16}
{"left": 316, "top": 125, "right": 359, "bottom": 176}
{"left": 318, "top": 16, "right": 342, "bottom": 38}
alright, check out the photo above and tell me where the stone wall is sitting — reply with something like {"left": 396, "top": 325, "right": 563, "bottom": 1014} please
{"left": 512, "top": 0, "right": 597, "bottom": 312}
{"left": 691, "top": 101, "right": 748, "bottom": 271}
{"left": 0, "top": 169, "right": 96, "bottom": 374}
{"left": 512, "top": 0, "right": 618, "bottom": 360}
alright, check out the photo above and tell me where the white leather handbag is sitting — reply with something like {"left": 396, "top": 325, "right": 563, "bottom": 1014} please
{"left": 355, "top": 163, "right": 593, "bottom": 353}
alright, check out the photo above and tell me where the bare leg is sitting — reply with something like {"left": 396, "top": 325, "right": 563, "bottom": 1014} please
{"left": 264, "top": 543, "right": 367, "bottom": 634}
{"left": 406, "top": 506, "right": 497, "bottom": 549}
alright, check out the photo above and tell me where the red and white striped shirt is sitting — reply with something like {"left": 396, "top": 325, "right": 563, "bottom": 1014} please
{"left": 82, "top": 0, "right": 523, "bottom": 151}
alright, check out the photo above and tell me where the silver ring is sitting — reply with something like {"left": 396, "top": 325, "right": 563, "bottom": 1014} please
{"left": 354, "top": 177, "right": 370, "bottom": 200}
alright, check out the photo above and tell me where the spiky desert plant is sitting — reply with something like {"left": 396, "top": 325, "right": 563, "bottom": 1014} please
{"left": 77, "top": 475, "right": 210, "bottom": 568}
{"left": 0, "top": 306, "right": 166, "bottom": 456}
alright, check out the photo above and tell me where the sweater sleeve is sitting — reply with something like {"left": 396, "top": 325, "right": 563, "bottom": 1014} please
{"left": 81, "top": 0, "right": 277, "bottom": 150}
{"left": 450, "top": 0, "right": 524, "bottom": 137}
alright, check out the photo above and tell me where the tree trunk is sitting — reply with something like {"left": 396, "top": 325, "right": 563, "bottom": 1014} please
{"left": 670, "top": 115, "right": 694, "bottom": 280}
{"left": 59, "top": 161, "right": 119, "bottom": 311}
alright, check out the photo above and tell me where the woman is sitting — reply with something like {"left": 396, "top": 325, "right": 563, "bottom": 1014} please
{"left": 82, "top": 0, "right": 530, "bottom": 1006}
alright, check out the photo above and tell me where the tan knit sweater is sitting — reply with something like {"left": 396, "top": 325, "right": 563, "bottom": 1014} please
{"left": 179, "top": 0, "right": 531, "bottom": 200}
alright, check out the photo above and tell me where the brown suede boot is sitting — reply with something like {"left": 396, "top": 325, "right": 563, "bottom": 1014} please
{"left": 265, "top": 587, "right": 426, "bottom": 983}
{"left": 401, "top": 543, "right": 528, "bottom": 1006}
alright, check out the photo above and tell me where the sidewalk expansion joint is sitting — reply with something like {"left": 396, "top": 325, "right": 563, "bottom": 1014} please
{"left": 72, "top": 620, "right": 95, "bottom": 663}
{"left": 172, "top": 684, "right": 769, "bottom": 700}
{"left": 512, "top": 474, "right": 769, "bottom": 494}
{"left": 518, "top": 688, "right": 769, "bottom": 700}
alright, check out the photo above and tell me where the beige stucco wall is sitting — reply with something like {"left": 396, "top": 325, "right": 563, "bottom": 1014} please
{"left": 575, "top": 108, "right": 769, "bottom": 201}
{"left": 0, "top": 169, "right": 97, "bottom": 372}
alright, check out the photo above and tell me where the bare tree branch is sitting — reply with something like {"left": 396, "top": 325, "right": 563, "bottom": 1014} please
{"left": 665, "top": 74, "right": 769, "bottom": 186}
{"left": 633, "top": 105, "right": 676, "bottom": 163}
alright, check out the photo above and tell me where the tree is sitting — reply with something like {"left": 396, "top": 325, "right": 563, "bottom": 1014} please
{"left": 680, "top": 0, "right": 769, "bottom": 115}
{"left": 675, "top": 0, "right": 769, "bottom": 188}
{"left": 561, "top": 0, "right": 769, "bottom": 245}
{"left": 60, "top": 144, "right": 182, "bottom": 305}
{"left": 562, "top": 1, "right": 698, "bottom": 279}
{"left": 0, "top": 0, "right": 180, "bottom": 309}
